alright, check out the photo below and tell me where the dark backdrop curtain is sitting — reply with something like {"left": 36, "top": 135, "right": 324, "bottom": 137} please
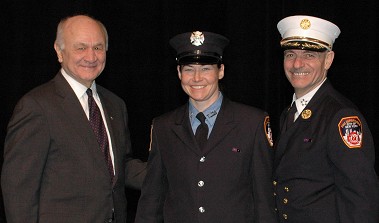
{"left": 1, "top": 0, "right": 378, "bottom": 222}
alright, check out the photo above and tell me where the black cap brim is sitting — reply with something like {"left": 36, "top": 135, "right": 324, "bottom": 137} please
{"left": 177, "top": 54, "right": 222, "bottom": 65}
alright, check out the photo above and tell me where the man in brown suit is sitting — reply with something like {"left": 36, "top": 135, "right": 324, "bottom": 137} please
{"left": 1, "top": 15, "right": 146, "bottom": 223}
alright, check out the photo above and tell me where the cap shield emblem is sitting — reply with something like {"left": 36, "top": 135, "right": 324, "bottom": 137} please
{"left": 190, "top": 31, "right": 205, "bottom": 46}
{"left": 300, "top": 19, "right": 311, "bottom": 30}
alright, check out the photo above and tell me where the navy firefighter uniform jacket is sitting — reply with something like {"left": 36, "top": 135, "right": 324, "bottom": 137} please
{"left": 135, "top": 97, "right": 277, "bottom": 223}
{"left": 273, "top": 80, "right": 379, "bottom": 223}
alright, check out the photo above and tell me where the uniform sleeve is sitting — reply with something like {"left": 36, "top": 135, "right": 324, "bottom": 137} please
{"left": 327, "top": 109, "right": 379, "bottom": 222}
{"left": 134, "top": 121, "right": 166, "bottom": 223}
{"left": 251, "top": 115, "right": 278, "bottom": 223}
{"left": 1, "top": 96, "right": 50, "bottom": 223}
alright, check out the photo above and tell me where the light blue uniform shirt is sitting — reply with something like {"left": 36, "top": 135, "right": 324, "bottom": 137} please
{"left": 189, "top": 92, "right": 223, "bottom": 138}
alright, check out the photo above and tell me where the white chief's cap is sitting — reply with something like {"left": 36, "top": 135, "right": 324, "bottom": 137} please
{"left": 277, "top": 15, "right": 341, "bottom": 51}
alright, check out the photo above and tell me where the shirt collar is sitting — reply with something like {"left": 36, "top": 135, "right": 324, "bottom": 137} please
{"left": 291, "top": 78, "right": 326, "bottom": 113}
{"left": 60, "top": 68, "right": 97, "bottom": 98}
{"left": 189, "top": 92, "right": 223, "bottom": 127}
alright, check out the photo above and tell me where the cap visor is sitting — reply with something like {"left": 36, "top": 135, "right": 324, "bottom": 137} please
{"left": 178, "top": 55, "right": 221, "bottom": 65}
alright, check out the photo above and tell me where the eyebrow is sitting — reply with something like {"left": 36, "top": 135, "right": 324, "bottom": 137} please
{"left": 73, "top": 42, "right": 105, "bottom": 47}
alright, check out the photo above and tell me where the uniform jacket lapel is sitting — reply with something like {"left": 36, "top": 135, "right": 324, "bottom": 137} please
{"left": 172, "top": 104, "right": 200, "bottom": 155}
{"left": 274, "top": 80, "right": 331, "bottom": 169}
{"left": 171, "top": 98, "right": 237, "bottom": 155}
{"left": 204, "top": 98, "right": 237, "bottom": 154}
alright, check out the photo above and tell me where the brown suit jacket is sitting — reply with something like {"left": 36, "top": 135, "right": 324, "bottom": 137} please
{"left": 1, "top": 72, "right": 146, "bottom": 223}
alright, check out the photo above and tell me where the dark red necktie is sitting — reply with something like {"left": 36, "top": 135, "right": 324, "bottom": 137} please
{"left": 87, "top": 88, "right": 114, "bottom": 182}
{"left": 195, "top": 112, "right": 208, "bottom": 150}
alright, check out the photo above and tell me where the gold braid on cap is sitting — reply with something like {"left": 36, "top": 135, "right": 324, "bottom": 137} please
{"left": 281, "top": 36, "right": 332, "bottom": 51}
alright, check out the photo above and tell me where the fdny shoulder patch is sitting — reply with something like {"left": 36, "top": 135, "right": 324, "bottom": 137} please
{"left": 338, "top": 116, "right": 363, "bottom": 149}
{"left": 264, "top": 116, "right": 274, "bottom": 147}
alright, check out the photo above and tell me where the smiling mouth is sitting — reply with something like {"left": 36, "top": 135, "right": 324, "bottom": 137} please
{"left": 191, "top": 85, "right": 206, "bottom": 89}
{"left": 293, "top": 72, "right": 309, "bottom": 76}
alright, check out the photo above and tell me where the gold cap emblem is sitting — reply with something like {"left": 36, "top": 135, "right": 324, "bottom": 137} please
{"left": 301, "top": 109, "right": 312, "bottom": 119}
{"left": 300, "top": 19, "right": 311, "bottom": 30}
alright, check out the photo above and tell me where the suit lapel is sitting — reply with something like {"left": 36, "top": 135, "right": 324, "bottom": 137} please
{"left": 97, "top": 89, "right": 119, "bottom": 186}
{"left": 53, "top": 73, "right": 111, "bottom": 179}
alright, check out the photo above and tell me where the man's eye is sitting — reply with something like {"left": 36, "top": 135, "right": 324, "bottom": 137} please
{"left": 284, "top": 53, "right": 293, "bottom": 58}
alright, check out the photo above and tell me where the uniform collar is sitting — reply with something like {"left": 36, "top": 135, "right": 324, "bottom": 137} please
{"left": 292, "top": 78, "right": 327, "bottom": 114}
{"left": 189, "top": 92, "right": 223, "bottom": 128}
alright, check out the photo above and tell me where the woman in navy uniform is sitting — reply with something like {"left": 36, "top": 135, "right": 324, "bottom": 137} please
{"left": 274, "top": 15, "right": 379, "bottom": 222}
{"left": 135, "top": 31, "right": 277, "bottom": 223}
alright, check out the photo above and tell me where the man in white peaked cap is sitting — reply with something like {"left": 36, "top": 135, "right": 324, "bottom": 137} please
{"left": 273, "top": 15, "right": 379, "bottom": 223}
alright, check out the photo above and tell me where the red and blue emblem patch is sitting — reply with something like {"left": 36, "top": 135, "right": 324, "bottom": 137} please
{"left": 338, "top": 116, "right": 363, "bottom": 149}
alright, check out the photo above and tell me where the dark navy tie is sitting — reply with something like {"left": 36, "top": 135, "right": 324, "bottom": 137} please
{"left": 87, "top": 88, "right": 114, "bottom": 182}
{"left": 286, "top": 103, "right": 297, "bottom": 130}
{"left": 195, "top": 112, "right": 208, "bottom": 150}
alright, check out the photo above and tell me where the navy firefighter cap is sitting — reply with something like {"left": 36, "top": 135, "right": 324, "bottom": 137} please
{"left": 169, "top": 31, "right": 229, "bottom": 65}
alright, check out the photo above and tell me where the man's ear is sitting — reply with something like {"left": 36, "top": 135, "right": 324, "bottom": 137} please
{"left": 324, "top": 51, "right": 335, "bottom": 70}
{"left": 54, "top": 42, "right": 63, "bottom": 63}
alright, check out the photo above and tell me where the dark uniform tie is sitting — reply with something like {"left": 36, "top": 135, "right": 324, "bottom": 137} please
{"left": 286, "top": 103, "right": 297, "bottom": 130}
{"left": 195, "top": 112, "right": 208, "bottom": 150}
{"left": 87, "top": 89, "right": 114, "bottom": 182}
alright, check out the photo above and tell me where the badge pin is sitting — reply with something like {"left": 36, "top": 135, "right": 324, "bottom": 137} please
{"left": 190, "top": 31, "right": 205, "bottom": 46}
{"left": 303, "top": 138, "right": 312, "bottom": 142}
{"left": 300, "top": 19, "right": 311, "bottom": 30}
{"left": 301, "top": 109, "right": 312, "bottom": 119}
